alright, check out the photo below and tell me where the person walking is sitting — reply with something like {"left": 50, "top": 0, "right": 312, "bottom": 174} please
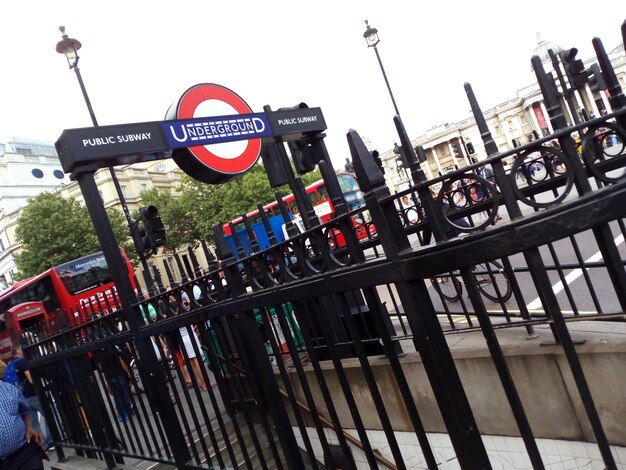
{"left": 94, "top": 345, "right": 135, "bottom": 422}
{"left": 5, "top": 344, "right": 54, "bottom": 451}
{"left": 0, "top": 379, "right": 45, "bottom": 469}
{"left": 169, "top": 293, "right": 208, "bottom": 391}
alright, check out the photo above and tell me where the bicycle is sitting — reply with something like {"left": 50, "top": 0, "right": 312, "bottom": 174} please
{"left": 431, "top": 260, "right": 512, "bottom": 303}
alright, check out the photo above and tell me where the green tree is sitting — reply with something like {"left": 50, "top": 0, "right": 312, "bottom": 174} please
{"left": 14, "top": 192, "right": 135, "bottom": 279}
{"left": 138, "top": 163, "right": 323, "bottom": 251}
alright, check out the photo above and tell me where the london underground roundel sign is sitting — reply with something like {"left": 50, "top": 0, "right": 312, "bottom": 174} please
{"left": 166, "top": 83, "right": 267, "bottom": 184}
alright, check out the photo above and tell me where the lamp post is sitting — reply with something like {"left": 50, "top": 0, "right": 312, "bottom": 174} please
{"left": 55, "top": 26, "right": 155, "bottom": 292}
{"left": 363, "top": 20, "right": 401, "bottom": 117}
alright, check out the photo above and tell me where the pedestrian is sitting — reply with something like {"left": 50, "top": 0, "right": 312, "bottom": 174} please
{"left": 4, "top": 344, "right": 54, "bottom": 451}
{"left": 401, "top": 195, "right": 418, "bottom": 225}
{"left": 94, "top": 345, "right": 135, "bottom": 422}
{"left": 0, "top": 359, "right": 6, "bottom": 378}
{"left": 421, "top": 185, "right": 471, "bottom": 245}
{"left": 169, "top": 293, "right": 208, "bottom": 391}
{"left": 0, "top": 379, "right": 45, "bottom": 470}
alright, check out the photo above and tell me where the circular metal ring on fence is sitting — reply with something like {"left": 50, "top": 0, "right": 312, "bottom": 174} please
{"left": 323, "top": 224, "right": 351, "bottom": 268}
{"left": 581, "top": 122, "right": 626, "bottom": 184}
{"left": 264, "top": 250, "right": 284, "bottom": 286}
{"left": 303, "top": 232, "right": 326, "bottom": 274}
{"left": 248, "top": 255, "right": 268, "bottom": 290}
{"left": 282, "top": 242, "right": 305, "bottom": 281}
{"left": 509, "top": 145, "right": 574, "bottom": 209}
{"left": 438, "top": 173, "right": 499, "bottom": 232}
{"left": 204, "top": 282, "right": 220, "bottom": 303}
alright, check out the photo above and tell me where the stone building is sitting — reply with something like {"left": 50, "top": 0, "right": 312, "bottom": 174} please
{"left": 379, "top": 37, "right": 626, "bottom": 192}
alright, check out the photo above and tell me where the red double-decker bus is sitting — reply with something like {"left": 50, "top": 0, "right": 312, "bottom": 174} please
{"left": 222, "top": 172, "right": 374, "bottom": 255}
{"left": 0, "top": 248, "right": 136, "bottom": 361}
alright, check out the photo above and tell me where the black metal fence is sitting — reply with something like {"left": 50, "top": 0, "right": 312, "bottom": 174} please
{"left": 21, "top": 24, "right": 626, "bottom": 470}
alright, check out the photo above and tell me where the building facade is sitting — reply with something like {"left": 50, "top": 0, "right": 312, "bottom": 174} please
{"left": 379, "top": 38, "right": 626, "bottom": 192}
{"left": 0, "top": 139, "right": 72, "bottom": 288}
{"left": 0, "top": 139, "right": 203, "bottom": 291}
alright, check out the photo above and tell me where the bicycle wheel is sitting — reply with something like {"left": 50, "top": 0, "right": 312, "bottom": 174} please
{"left": 474, "top": 261, "right": 512, "bottom": 302}
{"left": 431, "top": 274, "right": 462, "bottom": 302}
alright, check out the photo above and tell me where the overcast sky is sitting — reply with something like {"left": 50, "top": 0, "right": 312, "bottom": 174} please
{"left": 1, "top": 1, "right": 624, "bottom": 170}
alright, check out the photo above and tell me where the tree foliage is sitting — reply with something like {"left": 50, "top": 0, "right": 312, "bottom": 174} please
{"left": 14, "top": 192, "right": 135, "bottom": 279}
{"left": 140, "top": 164, "right": 321, "bottom": 250}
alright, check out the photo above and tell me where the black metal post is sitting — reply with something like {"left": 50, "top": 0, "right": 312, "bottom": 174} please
{"left": 372, "top": 45, "right": 400, "bottom": 117}
{"left": 548, "top": 49, "right": 581, "bottom": 125}
{"left": 69, "top": 57, "right": 155, "bottom": 292}
{"left": 72, "top": 166, "right": 191, "bottom": 466}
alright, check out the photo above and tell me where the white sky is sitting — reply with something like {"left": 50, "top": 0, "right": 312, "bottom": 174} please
{"left": 1, "top": 1, "right": 624, "bottom": 170}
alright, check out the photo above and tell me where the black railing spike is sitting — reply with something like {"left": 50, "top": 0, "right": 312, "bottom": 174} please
{"left": 592, "top": 37, "right": 626, "bottom": 120}
{"left": 258, "top": 202, "right": 278, "bottom": 245}
{"left": 213, "top": 223, "right": 233, "bottom": 261}
{"left": 347, "top": 129, "right": 385, "bottom": 191}
{"left": 531, "top": 55, "right": 568, "bottom": 132}
{"left": 393, "top": 115, "right": 427, "bottom": 185}
{"left": 464, "top": 83, "right": 499, "bottom": 156}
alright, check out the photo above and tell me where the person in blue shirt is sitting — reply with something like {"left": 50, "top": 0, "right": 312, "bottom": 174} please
{"left": 8, "top": 344, "right": 54, "bottom": 451}
{"left": 0, "top": 380, "right": 44, "bottom": 469}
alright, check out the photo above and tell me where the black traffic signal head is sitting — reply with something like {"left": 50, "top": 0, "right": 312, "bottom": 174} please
{"left": 451, "top": 142, "right": 463, "bottom": 158}
{"left": 288, "top": 139, "right": 316, "bottom": 174}
{"left": 560, "top": 47, "right": 579, "bottom": 62}
{"left": 560, "top": 47, "right": 587, "bottom": 89}
{"left": 139, "top": 205, "right": 166, "bottom": 248}
{"left": 466, "top": 142, "right": 475, "bottom": 155}
{"left": 587, "top": 63, "right": 607, "bottom": 93}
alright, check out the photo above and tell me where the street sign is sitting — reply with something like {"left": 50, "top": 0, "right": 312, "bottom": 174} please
{"left": 165, "top": 83, "right": 268, "bottom": 184}
{"left": 55, "top": 83, "right": 327, "bottom": 183}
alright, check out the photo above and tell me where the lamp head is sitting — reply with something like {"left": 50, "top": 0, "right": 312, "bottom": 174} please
{"left": 56, "top": 26, "right": 82, "bottom": 68}
{"left": 363, "top": 20, "right": 380, "bottom": 48}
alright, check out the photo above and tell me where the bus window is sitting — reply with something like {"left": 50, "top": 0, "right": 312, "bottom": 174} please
{"left": 0, "top": 276, "right": 59, "bottom": 314}
{"left": 337, "top": 173, "right": 360, "bottom": 193}
{"left": 318, "top": 186, "right": 330, "bottom": 202}
{"left": 309, "top": 191, "right": 320, "bottom": 206}
{"left": 289, "top": 200, "right": 299, "bottom": 215}
{"left": 56, "top": 253, "right": 113, "bottom": 295}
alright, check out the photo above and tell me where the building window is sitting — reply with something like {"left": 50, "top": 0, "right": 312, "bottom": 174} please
{"left": 31, "top": 168, "right": 44, "bottom": 178}
{"left": 165, "top": 257, "right": 177, "bottom": 279}
{"left": 53, "top": 169, "right": 65, "bottom": 179}
{"left": 121, "top": 186, "right": 129, "bottom": 198}
{"left": 0, "top": 238, "right": 4, "bottom": 252}
{"left": 15, "top": 147, "right": 32, "bottom": 155}
{"left": 140, "top": 184, "right": 148, "bottom": 192}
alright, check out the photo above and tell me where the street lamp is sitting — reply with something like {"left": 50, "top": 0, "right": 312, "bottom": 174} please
{"left": 363, "top": 20, "right": 401, "bottom": 117}
{"left": 56, "top": 26, "right": 156, "bottom": 292}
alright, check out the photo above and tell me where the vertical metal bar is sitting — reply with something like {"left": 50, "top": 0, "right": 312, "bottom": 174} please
{"left": 360, "top": 286, "right": 439, "bottom": 469}
{"left": 458, "top": 267, "right": 545, "bottom": 469}
{"left": 523, "top": 248, "right": 617, "bottom": 469}
{"left": 73, "top": 169, "right": 192, "bottom": 467}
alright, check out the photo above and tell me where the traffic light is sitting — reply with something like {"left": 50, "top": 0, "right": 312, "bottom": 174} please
{"left": 372, "top": 150, "right": 385, "bottom": 175}
{"left": 451, "top": 142, "right": 463, "bottom": 159}
{"left": 560, "top": 48, "right": 588, "bottom": 89}
{"left": 587, "top": 63, "right": 607, "bottom": 94}
{"left": 393, "top": 143, "right": 408, "bottom": 168}
{"left": 261, "top": 143, "right": 289, "bottom": 187}
{"left": 139, "top": 205, "right": 166, "bottom": 248}
{"left": 288, "top": 138, "right": 316, "bottom": 174}
{"left": 466, "top": 142, "right": 475, "bottom": 155}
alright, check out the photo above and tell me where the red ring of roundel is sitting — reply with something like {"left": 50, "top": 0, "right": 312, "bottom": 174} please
{"left": 176, "top": 84, "right": 261, "bottom": 174}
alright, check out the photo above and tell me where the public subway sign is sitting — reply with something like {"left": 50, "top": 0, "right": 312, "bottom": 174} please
{"left": 55, "top": 83, "right": 326, "bottom": 184}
